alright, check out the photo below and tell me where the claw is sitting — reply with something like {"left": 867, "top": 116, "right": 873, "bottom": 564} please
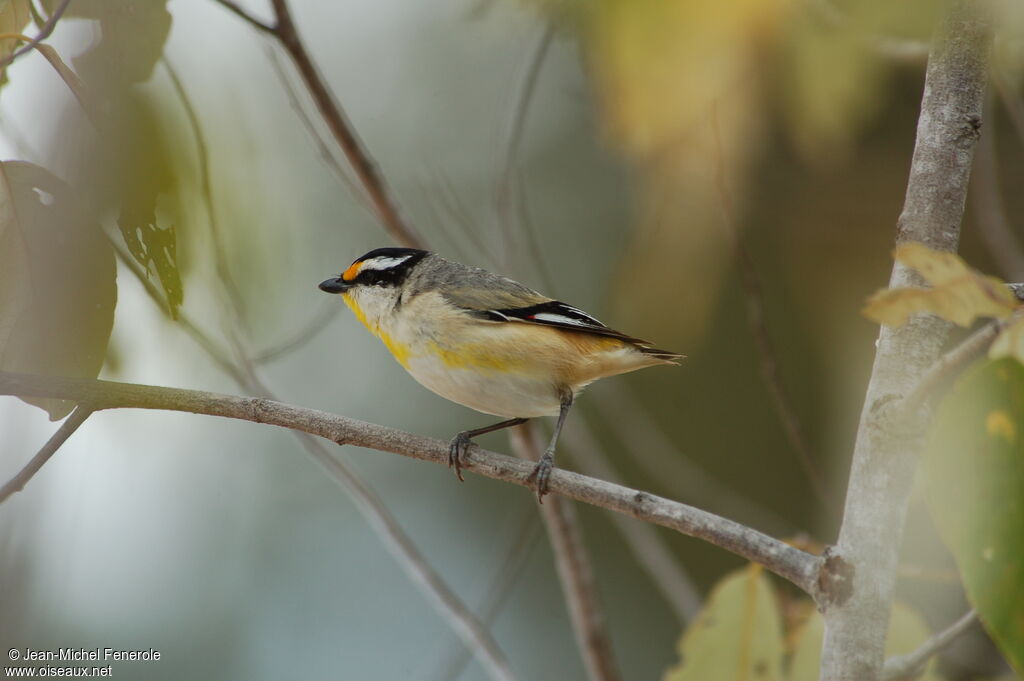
{"left": 526, "top": 453, "right": 554, "bottom": 503}
{"left": 448, "top": 432, "right": 471, "bottom": 482}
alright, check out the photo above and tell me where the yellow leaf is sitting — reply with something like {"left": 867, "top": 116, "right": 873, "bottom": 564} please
{"left": 863, "top": 244, "right": 1018, "bottom": 327}
{"left": 664, "top": 565, "right": 784, "bottom": 681}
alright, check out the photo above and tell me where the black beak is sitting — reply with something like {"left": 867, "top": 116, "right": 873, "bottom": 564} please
{"left": 319, "top": 277, "right": 351, "bottom": 294}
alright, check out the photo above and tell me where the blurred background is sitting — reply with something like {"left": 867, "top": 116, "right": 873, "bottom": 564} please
{"left": 1, "top": 0, "right": 1022, "bottom": 678}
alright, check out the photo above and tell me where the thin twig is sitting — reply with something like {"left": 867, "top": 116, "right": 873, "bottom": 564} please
{"left": 427, "top": 510, "right": 542, "bottom": 681}
{"left": 993, "top": 70, "right": 1024, "bottom": 144}
{"left": 970, "top": 105, "right": 1024, "bottom": 280}
{"left": 209, "top": 0, "right": 275, "bottom": 34}
{"left": 210, "top": 0, "right": 422, "bottom": 248}
{"left": 268, "top": 0, "right": 424, "bottom": 249}
{"left": 163, "top": 59, "right": 249, "bottom": 328}
{"left": 897, "top": 319, "right": 1007, "bottom": 420}
{"left": 266, "top": 46, "right": 367, "bottom": 209}
{"left": 0, "top": 0, "right": 71, "bottom": 71}
{"left": 0, "top": 405, "right": 93, "bottom": 504}
{"left": 592, "top": 388, "right": 792, "bottom": 534}
{"left": 710, "top": 110, "right": 830, "bottom": 511}
{"left": 495, "top": 24, "right": 555, "bottom": 275}
{"left": 564, "top": 417, "right": 702, "bottom": 623}
{"left": 882, "top": 610, "right": 977, "bottom": 680}
{"left": 0, "top": 370, "right": 826, "bottom": 600}
{"left": 251, "top": 299, "right": 337, "bottom": 364}
{"left": 152, "top": 65, "right": 520, "bottom": 680}
{"left": 510, "top": 424, "right": 622, "bottom": 681}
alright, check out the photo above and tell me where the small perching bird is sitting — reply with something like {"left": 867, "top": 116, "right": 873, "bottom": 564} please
{"left": 319, "top": 248, "right": 682, "bottom": 501}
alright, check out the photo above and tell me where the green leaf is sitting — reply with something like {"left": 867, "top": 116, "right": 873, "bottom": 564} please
{"left": 663, "top": 565, "right": 784, "bottom": 681}
{"left": 113, "top": 91, "right": 182, "bottom": 318}
{"left": 0, "top": 161, "right": 116, "bottom": 419}
{"left": 788, "top": 601, "right": 942, "bottom": 681}
{"left": 925, "top": 358, "right": 1024, "bottom": 676}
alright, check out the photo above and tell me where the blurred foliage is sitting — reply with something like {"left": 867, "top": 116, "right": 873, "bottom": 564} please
{"left": 664, "top": 564, "right": 941, "bottom": 680}
{"left": 0, "top": 161, "right": 115, "bottom": 419}
{"left": 43, "top": 0, "right": 182, "bottom": 317}
{"left": 925, "top": 359, "right": 1024, "bottom": 677}
{"left": 521, "top": 0, "right": 956, "bottom": 345}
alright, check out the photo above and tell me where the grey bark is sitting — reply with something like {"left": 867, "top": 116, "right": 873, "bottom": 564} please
{"left": 818, "top": 2, "right": 992, "bottom": 680}
{"left": 0, "top": 370, "right": 823, "bottom": 598}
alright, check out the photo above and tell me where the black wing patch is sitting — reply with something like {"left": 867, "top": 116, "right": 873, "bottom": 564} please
{"left": 470, "top": 301, "right": 647, "bottom": 344}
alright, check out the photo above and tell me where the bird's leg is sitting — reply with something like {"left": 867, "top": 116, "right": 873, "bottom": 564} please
{"left": 527, "top": 389, "right": 574, "bottom": 503}
{"left": 449, "top": 417, "right": 529, "bottom": 482}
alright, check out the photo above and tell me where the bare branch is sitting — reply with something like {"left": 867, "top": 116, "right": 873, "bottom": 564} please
{"left": 0, "top": 406, "right": 92, "bottom": 504}
{"left": 564, "top": 417, "right": 702, "bottom": 623}
{"left": 428, "top": 511, "right": 541, "bottom": 681}
{"left": 209, "top": 0, "right": 276, "bottom": 35}
{"left": 510, "top": 425, "right": 621, "bottom": 681}
{"left": 251, "top": 299, "right": 337, "bottom": 364}
{"left": 0, "top": 370, "right": 825, "bottom": 599}
{"left": 970, "top": 98, "right": 1024, "bottom": 280}
{"left": 592, "top": 388, "right": 792, "bottom": 534}
{"left": 0, "top": 0, "right": 70, "bottom": 71}
{"left": 711, "top": 111, "right": 829, "bottom": 511}
{"left": 819, "top": 2, "right": 992, "bottom": 679}
{"left": 882, "top": 610, "right": 977, "bottom": 681}
{"left": 899, "top": 318, "right": 1008, "bottom": 421}
{"left": 268, "top": 0, "right": 424, "bottom": 249}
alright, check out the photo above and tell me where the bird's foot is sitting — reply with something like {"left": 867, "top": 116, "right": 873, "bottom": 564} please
{"left": 448, "top": 431, "right": 473, "bottom": 482}
{"left": 526, "top": 451, "right": 554, "bottom": 503}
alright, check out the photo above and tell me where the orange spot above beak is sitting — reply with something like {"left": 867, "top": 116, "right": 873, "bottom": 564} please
{"left": 342, "top": 262, "right": 362, "bottom": 282}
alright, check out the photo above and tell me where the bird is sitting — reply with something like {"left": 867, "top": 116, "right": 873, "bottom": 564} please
{"left": 319, "top": 247, "right": 682, "bottom": 501}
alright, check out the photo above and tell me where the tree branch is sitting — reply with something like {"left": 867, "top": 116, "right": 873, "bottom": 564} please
{"left": 0, "top": 370, "right": 825, "bottom": 599}
{"left": 564, "top": 417, "right": 702, "bottom": 623}
{"left": 882, "top": 610, "right": 977, "bottom": 681}
{"left": 0, "top": 405, "right": 93, "bottom": 503}
{"left": 268, "top": 0, "right": 423, "bottom": 249}
{"left": 510, "top": 425, "right": 622, "bottom": 681}
{"left": 711, "top": 110, "right": 829, "bottom": 512}
{"left": 819, "top": 2, "right": 992, "bottom": 679}
{"left": 210, "top": 0, "right": 423, "bottom": 249}
{"left": 0, "top": 0, "right": 70, "bottom": 71}
{"left": 209, "top": 0, "right": 275, "bottom": 35}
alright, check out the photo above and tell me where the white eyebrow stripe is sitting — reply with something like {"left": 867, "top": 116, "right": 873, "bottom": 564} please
{"left": 360, "top": 255, "right": 412, "bottom": 271}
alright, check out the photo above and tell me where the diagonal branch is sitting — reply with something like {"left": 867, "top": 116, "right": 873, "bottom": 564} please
{"left": 882, "top": 609, "right": 977, "bottom": 680}
{"left": 0, "top": 0, "right": 71, "bottom": 71}
{"left": 0, "top": 370, "right": 825, "bottom": 600}
{"left": 510, "top": 424, "right": 622, "bottom": 681}
{"left": 209, "top": 0, "right": 423, "bottom": 249}
{"left": 0, "top": 405, "right": 93, "bottom": 503}
{"left": 710, "top": 111, "right": 829, "bottom": 511}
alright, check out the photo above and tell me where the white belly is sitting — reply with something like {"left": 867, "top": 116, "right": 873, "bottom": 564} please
{"left": 404, "top": 354, "right": 562, "bottom": 418}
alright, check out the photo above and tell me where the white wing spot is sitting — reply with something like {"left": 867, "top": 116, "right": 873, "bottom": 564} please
{"left": 532, "top": 312, "right": 591, "bottom": 326}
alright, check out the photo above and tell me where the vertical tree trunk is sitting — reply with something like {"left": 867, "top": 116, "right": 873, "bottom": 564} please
{"left": 819, "top": 3, "right": 991, "bottom": 679}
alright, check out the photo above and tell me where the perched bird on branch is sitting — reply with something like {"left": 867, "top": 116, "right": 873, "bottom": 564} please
{"left": 320, "top": 248, "right": 681, "bottom": 500}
